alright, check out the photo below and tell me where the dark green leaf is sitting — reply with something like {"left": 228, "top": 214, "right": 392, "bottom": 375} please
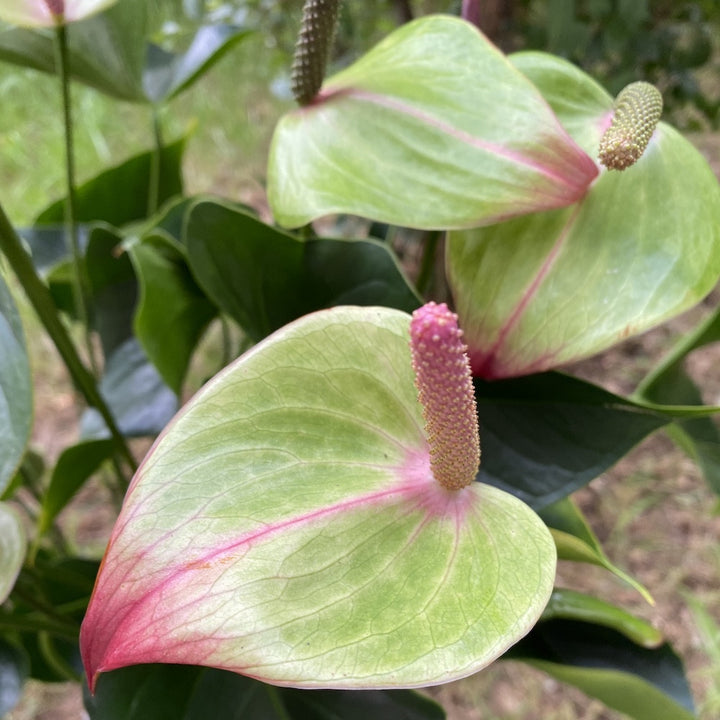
{"left": 184, "top": 199, "right": 420, "bottom": 342}
{"left": 0, "top": 639, "right": 28, "bottom": 716}
{"left": 83, "top": 225, "right": 138, "bottom": 357}
{"left": 1, "top": 449, "right": 44, "bottom": 502}
{"left": 129, "top": 233, "right": 217, "bottom": 394}
{"left": 474, "top": 373, "right": 668, "bottom": 509}
{"left": 0, "top": 273, "right": 33, "bottom": 494}
{"left": 636, "top": 306, "right": 720, "bottom": 495}
{"left": 18, "top": 226, "right": 84, "bottom": 275}
{"left": 143, "top": 25, "right": 252, "bottom": 103}
{"left": 0, "top": 0, "right": 147, "bottom": 101}
{"left": 508, "top": 619, "right": 695, "bottom": 719}
{"left": 81, "top": 338, "right": 177, "bottom": 439}
{"left": 35, "top": 139, "right": 185, "bottom": 227}
{"left": 85, "top": 664, "right": 445, "bottom": 720}
{"left": 86, "top": 665, "right": 291, "bottom": 720}
{"left": 38, "top": 439, "right": 114, "bottom": 537}
{"left": 280, "top": 687, "right": 445, "bottom": 720}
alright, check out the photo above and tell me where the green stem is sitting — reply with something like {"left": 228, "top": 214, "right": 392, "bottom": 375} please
{"left": 0, "top": 617, "right": 79, "bottom": 640}
{"left": 416, "top": 230, "right": 441, "bottom": 296}
{"left": 0, "top": 203, "right": 137, "bottom": 473}
{"left": 148, "top": 106, "right": 164, "bottom": 216}
{"left": 54, "top": 23, "right": 98, "bottom": 377}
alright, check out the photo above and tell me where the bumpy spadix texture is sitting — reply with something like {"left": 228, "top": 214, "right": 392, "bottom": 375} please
{"left": 598, "top": 81, "right": 663, "bottom": 171}
{"left": 291, "top": 0, "right": 342, "bottom": 105}
{"left": 410, "top": 302, "right": 480, "bottom": 491}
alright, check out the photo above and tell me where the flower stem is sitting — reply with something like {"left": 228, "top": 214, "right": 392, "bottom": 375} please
{"left": 54, "top": 22, "right": 99, "bottom": 377}
{"left": 0, "top": 202, "right": 137, "bottom": 474}
{"left": 148, "top": 106, "right": 164, "bottom": 216}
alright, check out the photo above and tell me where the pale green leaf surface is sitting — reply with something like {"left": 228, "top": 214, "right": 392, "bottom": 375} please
{"left": 268, "top": 16, "right": 597, "bottom": 230}
{"left": 0, "top": 273, "right": 32, "bottom": 494}
{"left": 449, "top": 54, "right": 720, "bottom": 378}
{"left": 0, "top": 502, "right": 25, "bottom": 603}
{"left": 81, "top": 307, "right": 556, "bottom": 690}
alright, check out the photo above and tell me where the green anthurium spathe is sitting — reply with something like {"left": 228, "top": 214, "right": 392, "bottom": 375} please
{"left": 0, "top": 0, "right": 117, "bottom": 27}
{"left": 447, "top": 53, "right": 720, "bottom": 379}
{"left": 81, "top": 306, "right": 555, "bottom": 691}
{"left": 268, "top": 15, "right": 597, "bottom": 230}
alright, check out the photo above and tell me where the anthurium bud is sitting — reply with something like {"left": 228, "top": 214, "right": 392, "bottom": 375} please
{"left": 0, "top": 0, "right": 117, "bottom": 27}
{"left": 598, "top": 81, "right": 663, "bottom": 171}
{"left": 291, "top": 0, "right": 342, "bottom": 105}
{"left": 410, "top": 302, "right": 480, "bottom": 491}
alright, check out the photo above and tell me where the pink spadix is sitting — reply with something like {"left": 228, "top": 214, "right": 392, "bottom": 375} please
{"left": 410, "top": 302, "right": 480, "bottom": 491}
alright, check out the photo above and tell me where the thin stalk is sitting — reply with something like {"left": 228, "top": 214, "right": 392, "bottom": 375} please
{"left": 0, "top": 617, "right": 79, "bottom": 640}
{"left": 220, "top": 315, "right": 232, "bottom": 369}
{"left": 0, "top": 203, "right": 137, "bottom": 473}
{"left": 147, "top": 106, "right": 164, "bottom": 216}
{"left": 54, "top": 22, "right": 98, "bottom": 377}
{"left": 416, "top": 230, "right": 441, "bottom": 296}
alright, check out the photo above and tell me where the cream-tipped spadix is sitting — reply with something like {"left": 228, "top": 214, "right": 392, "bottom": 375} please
{"left": 598, "top": 81, "right": 663, "bottom": 171}
{"left": 410, "top": 302, "right": 480, "bottom": 491}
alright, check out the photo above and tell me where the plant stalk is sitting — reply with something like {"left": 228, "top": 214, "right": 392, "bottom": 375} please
{"left": 416, "top": 230, "right": 441, "bottom": 296}
{"left": 461, "top": 0, "right": 481, "bottom": 27}
{"left": 148, "top": 106, "right": 164, "bottom": 216}
{"left": 54, "top": 22, "right": 98, "bottom": 377}
{"left": 0, "top": 203, "right": 137, "bottom": 473}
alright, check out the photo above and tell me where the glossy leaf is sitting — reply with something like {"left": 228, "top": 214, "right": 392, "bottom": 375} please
{"left": 475, "top": 371, "right": 720, "bottom": 509}
{"left": 448, "top": 52, "right": 720, "bottom": 378}
{"left": 36, "top": 138, "right": 185, "bottom": 227}
{"left": 0, "top": 502, "right": 25, "bottom": 603}
{"left": 0, "top": 273, "right": 33, "bottom": 494}
{"left": 636, "top": 305, "right": 720, "bottom": 496}
{"left": 129, "top": 232, "right": 217, "bottom": 394}
{"left": 509, "top": 619, "right": 695, "bottom": 720}
{"left": 81, "top": 338, "right": 177, "bottom": 439}
{"left": 268, "top": 16, "right": 597, "bottom": 230}
{"left": 86, "top": 665, "right": 445, "bottom": 720}
{"left": 81, "top": 307, "right": 556, "bottom": 690}
{"left": 540, "top": 498, "right": 652, "bottom": 603}
{"left": 540, "top": 590, "right": 662, "bottom": 648}
{"left": 184, "top": 199, "right": 420, "bottom": 342}
{"left": 38, "top": 439, "right": 114, "bottom": 537}
{"left": 0, "top": 639, "right": 28, "bottom": 717}
{"left": 0, "top": 0, "right": 147, "bottom": 101}
{"left": 143, "top": 25, "right": 252, "bottom": 103}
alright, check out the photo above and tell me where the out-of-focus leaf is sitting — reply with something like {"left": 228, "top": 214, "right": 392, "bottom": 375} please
{"left": 81, "top": 338, "right": 177, "bottom": 439}
{"left": 540, "top": 590, "right": 662, "bottom": 647}
{"left": 35, "top": 138, "right": 185, "bottom": 227}
{"left": 1, "top": 449, "right": 44, "bottom": 502}
{"left": 85, "top": 665, "right": 445, "bottom": 720}
{"left": 636, "top": 305, "right": 720, "bottom": 496}
{"left": 184, "top": 199, "right": 420, "bottom": 342}
{"left": 0, "top": 0, "right": 147, "bottom": 101}
{"left": 143, "top": 25, "right": 252, "bottom": 103}
{"left": 0, "top": 0, "right": 118, "bottom": 28}
{"left": 0, "top": 502, "right": 25, "bottom": 602}
{"left": 129, "top": 232, "right": 217, "bottom": 394}
{"left": 0, "top": 639, "right": 28, "bottom": 717}
{"left": 508, "top": 618, "right": 695, "bottom": 720}
{"left": 38, "top": 439, "right": 114, "bottom": 537}
{"left": 0, "top": 273, "right": 33, "bottom": 494}
{"left": 540, "top": 497, "right": 652, "bottom": 602}
{"left": 81, "top": 307, "right": 555, "bottom": 690}
{"left": 268, "top": 16, "right": 597, "bottom": 230}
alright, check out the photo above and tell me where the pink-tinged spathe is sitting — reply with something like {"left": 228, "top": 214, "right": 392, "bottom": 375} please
{"left": 0, "top": 0, "right": 116, "bottom": 27}
{"left": 410, "top": 302, "right": 480, "bottom": 490}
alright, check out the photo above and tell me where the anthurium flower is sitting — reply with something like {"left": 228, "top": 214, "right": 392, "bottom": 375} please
{"left": 81, "top": 305, "right": 555, "bottom": 692}
{"left": 0, "top": 0, "right": 117, "bottom": 27}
